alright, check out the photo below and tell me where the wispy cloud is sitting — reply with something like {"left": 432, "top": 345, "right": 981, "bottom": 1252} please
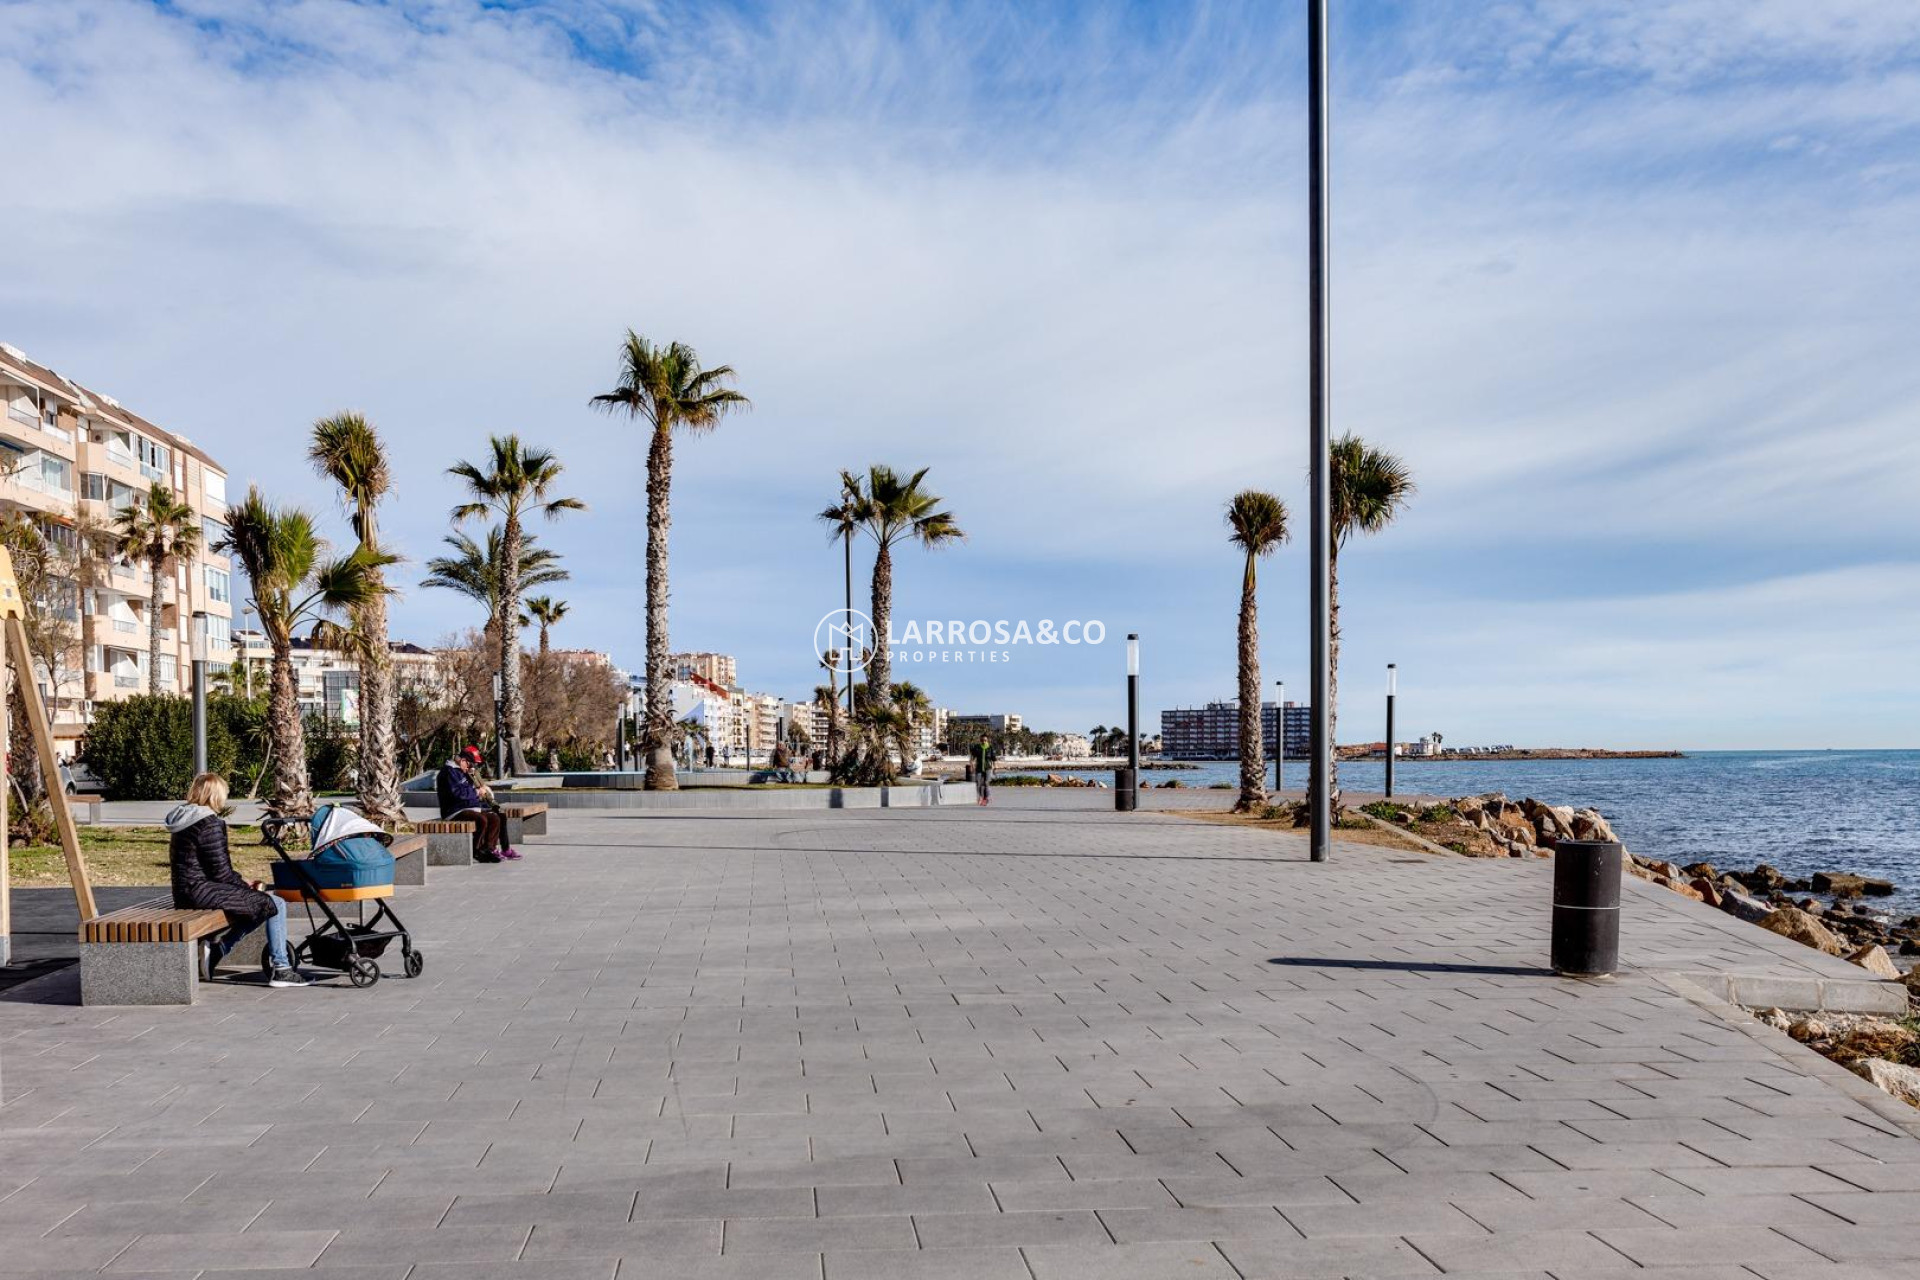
{"left": 1, "top": 0, "right": 1914, "bottom": 746}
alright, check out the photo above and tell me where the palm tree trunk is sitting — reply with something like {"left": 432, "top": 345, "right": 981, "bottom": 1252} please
{"left": 1328, "top": 547, "right": 1341, "bottom": 800}
{"left": 868, "top": 541, "right": 892, "bottom": 704}
{"left": 356, "top": 579, "right": 401, "bottom": 823}
{"left": 1235, "top": 558, "right": 1265, "bottom": 813}
{"left": 538, "top": 623, "right": 550, "bottom": 656}
{"left": 146, "top": 548, "right": 165, "bottom": 695}
{"left": 643, "top": 423, "right": 678, "bottom": 790}
{"left": 499, "top": 512, "right": 529, "bottom": 776}
{"left": 267, "top": 636, "right": 312, "bottom": 817}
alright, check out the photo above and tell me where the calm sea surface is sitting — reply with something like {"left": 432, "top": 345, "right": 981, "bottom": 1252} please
{"left": 1009, "top": 751, "right": 1920, "bottom": 911}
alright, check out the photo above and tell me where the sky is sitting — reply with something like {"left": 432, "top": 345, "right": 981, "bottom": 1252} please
{"left": 3, "top": 0, "right": 1918, "bottom": 749}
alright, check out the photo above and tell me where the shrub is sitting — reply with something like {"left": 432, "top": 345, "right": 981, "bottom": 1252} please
{"left": 304, "top": 715, "right": 357, "bottom": 793}
{"left": 1418, "top": 803, "right": 1458, "bottom": 823}
{"left": 79, "top": 695, "right": 238, "bottom": 800}
{"left": 1360, "top": 800, "right": 1400, "bottom": 820}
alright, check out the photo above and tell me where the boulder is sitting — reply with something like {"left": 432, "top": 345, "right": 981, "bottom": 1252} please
{"left": 1647, "top": 860, "right": 1685, "bottom": 882}
{"left": 1758, "top": 907, "right": 1849, "bottom": 957}
{"left": 1812, "top": 871, "right": 1869, "bottom": 898}
{"left": 1864, "top": 879, "right": 1897, "bottom": 898}
{"left": 1682, "top": 861, "right": 1719, "bottom": 880}
{"left": 1903, "top": 968, "right": 1920, "bottom": 995}
{"left": 1689, "top": 877, "right": 1723, "bottom": 908}
{"left": 1570, "top": 809, "right": 1618, "bottom": 844}
{"left": 1718, "top": 887, "right": 1774, "bottom": 923}
{"left": 1788, "top": 1016, "right": 1831, "bottom": 1043}
{"left": 1846, "top": 945, "right": 1902, "bottom": 980}
{"left": 1744, "top": 864, "right": 1788, "bottom": 891}
{"left": 1851, "top": 1058, "right": 1920, "bottom": 1108}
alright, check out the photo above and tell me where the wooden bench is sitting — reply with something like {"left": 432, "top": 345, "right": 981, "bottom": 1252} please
{"left": 498, "top": 801, "right": 548, "bottom": 843}
{"left": 80, "top": 898, "right": 229, "bottom": 1006}
{"left": 417, "top": 818, "right": 478, "bottom": 866}
{"left": 72, "top": 793, "right": 104, "bottom": 825}
{"left": 390, "top": 834, "right": 428, "bottom": 885}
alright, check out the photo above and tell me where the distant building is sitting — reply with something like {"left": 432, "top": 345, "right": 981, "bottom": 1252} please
{"left": 1160, "top": 701, "right": 1311, "bottom": 760}
{"left": 668, "top": 651, "right": 736, "bottom": 687}
{"left": 949, "top": 712, "right": 1022, "bottom": 736}
{"left": 1052, "top": 732, "right": 1091, "bottom": 759}
{"left": 235, "top": 630, "right": 441, "bottom": 725}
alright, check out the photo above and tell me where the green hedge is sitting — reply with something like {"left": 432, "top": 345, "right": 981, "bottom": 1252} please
{"left": 78, "top": 695, "right": 239, "bottom": 800}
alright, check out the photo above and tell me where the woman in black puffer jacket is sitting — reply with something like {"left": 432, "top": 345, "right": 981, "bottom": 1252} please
{"left": 167, "top": 772, "right": 307, "bottom": 987}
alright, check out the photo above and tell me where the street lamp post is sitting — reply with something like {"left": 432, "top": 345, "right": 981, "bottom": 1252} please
{"left": 1385, "top": 663, "right": 1397, "bottom": 799}
{"left": 1274, "top": 679, "right": 1284, "bottom": 795}
{"left": 1116, "top": 633, "right": 1139, "bottom": 812}
{"left": 190, "top": 611, "right": 210, "bottom": 776}
{"left": 492, "top": 672, "right": 506, "bottom": 779}
{"left": 1307, "top": 0, "right": 1333, "bottom": 863}
{"left": 240, "top": 604, "right": 255, "bottom": 699}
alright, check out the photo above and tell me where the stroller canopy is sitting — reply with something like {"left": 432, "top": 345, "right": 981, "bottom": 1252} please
{"left": 278, "top": 803, "right": 397, "bottom": 891}
{"left": 311, "top": 804, "right": 394, "bottom": 852}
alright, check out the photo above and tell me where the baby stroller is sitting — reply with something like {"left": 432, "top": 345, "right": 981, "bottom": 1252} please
{"left": 261, "top": 805, "right": 423, "bottom": 988}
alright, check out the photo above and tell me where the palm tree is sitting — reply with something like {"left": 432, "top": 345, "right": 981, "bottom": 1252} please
{"left": 112, "top": 482, "right": 200, "bottom": 694}
{"left": 217, "top": 488, "right": 389, "bottom": 817}
{"left": 591, "top": 332, "right": 750, "bottom": 792}
{"left": 449, "top": 436, "right": 584, "bottom": 776}
{"left": 845, "top": 465, "right": 963, "bottom": 704}
{"left": 420, "top": 527, "right": 568, "bottom": 622}
{"left": 1327, "top": 434, "right": 1414, "bottom": 793}
{"left": 309, "top": 412, "right": 401, "bottom": 823}
{"left": 891, "top": 680, "right": 933, "bottom": 773}
{"left": 523, "top": 596, "right": 568, "bottom": 654}
{"left": 814, "top": 648, "right": 843, "bottom": 762}
{"left": 1225, "top": 490, "right": 1290, "bottom": 812}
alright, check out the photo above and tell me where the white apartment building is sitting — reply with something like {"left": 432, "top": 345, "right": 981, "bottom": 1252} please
{"left": 1052, "top": 733, "right": 1092, "bottom": 759}
{"left": 0, "top": 341, "right": 235, "bottom": 756}
{"left": 669, "top": 651, "right": 736, "bottom": 687}
{"left": 235, "top": 630, "right": 442, "bottom": 725}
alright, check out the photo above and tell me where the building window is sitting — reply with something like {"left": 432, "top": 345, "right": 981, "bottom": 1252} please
{"left": 158, "top": 655, "right": 176, "bottom": 686}
{"left": 204, "top": 565, "right": 231, "bottom": 603}
{"left": 203, "top": 470, "right": 226, "bottom": 504}
{"left": 82, "top": 472, "right": 106, "bottom": 501}
{"left": 137, "top": 437, "right": 170, "bottom": 481}
{"left": 203, "top": 613, "right": 231, "bottom": 650}
{"left": 203, "top": 516, "right": 226, "bottom": 546}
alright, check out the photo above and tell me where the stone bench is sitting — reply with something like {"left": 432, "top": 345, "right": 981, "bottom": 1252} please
{"left": 80, "top": 899, "right": 229, "bottom": 1006}
{"left": 72, "top": 793, "right": 104, "bottom": 825}
{"left": 391, "top": 834, "right": 428, "bottom": 885}
{"left": 417, "top": 818, "right": 478, "bottom": 866}
{"left": 499, "top": 802, "right": 548, "bottom": 844}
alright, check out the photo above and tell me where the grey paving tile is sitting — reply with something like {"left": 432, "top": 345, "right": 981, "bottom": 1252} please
{"left": 990, "top": 1177, "right": 1177, "bottom": 1211}
{"left": 110, "top": 1230, "right": 338, "bottom": 1271}
{"left": 1216, "top": 1235, "right": 1440, "bottom": 1279}
{"left": 1096, "top": 1204, "right": 1296, "bottom": 1243}
{"left": 816, "top": 1183, "right": 995, "bottom": 1217}
{"left": 821, "top": 1248, "right": 1028, "bottom": 1280}
{"left": 317, "top": 1226, "right": 533, "bottom": 1266}
{"left": 0, "top": 1239, "right": 142, "bottom": 1274}
{"left": 912, "top": 1210, "right": 1108, "bottom": 1248}
{"left": 441, "top": 1192, "right": 637, "bottom": 1226}
{"left": 1771, "top": 1223, "right": 1920, "bottom": 1262}
{"left": 1402, "top": 1229, "right": 1630, "bottom": 1272}
{"left": 1023, "top": 1241, "right": 1238, "bottom": 1279}
{"left": 720, "top": 1217, "right": 914, "bottom": 1254}
{"left": 1594, "top": 1225, "right": 1831, "bottom": 1267}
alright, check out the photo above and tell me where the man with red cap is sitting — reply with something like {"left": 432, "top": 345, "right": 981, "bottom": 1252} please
{"left": 435, "top": 745, "right": 515, "bottom": 862}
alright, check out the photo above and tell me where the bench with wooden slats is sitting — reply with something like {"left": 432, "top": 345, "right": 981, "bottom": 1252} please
{"left": 499, "top": 801, "right": 548, "bottom": 839}
{"left": 416, "top": 818, "right": 479, "bottom": 867}
{"left": 82, "top": 898, "right": 229, "bottom": 944}
{"left": 415, "top": 819, "right": 476, "bottom": 834}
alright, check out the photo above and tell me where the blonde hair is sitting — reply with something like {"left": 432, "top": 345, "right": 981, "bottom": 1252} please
{"left": 186, "top": 772, "right": 229, "bottom": 811}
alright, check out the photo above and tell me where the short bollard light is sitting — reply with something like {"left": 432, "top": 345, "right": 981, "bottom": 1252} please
{"left": 1551, "top": 840, "right": 1624, "bottom": 976}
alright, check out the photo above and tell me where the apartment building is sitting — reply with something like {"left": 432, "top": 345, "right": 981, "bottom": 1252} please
{"left": 1160, "top": 700, "right": 1312, "bottom": 760}
{"left": 234, "top": 630, "right": 442, "bottom": 724}
{"left": 0, "top": 341, "right": 235, "bottom": 756}
{"left": 668, "top": 651, "right": 736, "bottom": 687}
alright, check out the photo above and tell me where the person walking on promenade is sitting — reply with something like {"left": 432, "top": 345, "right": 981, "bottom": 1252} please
{"left": 971, "top": 738, "right": 996, "bottom": 806}
{"left": 168, "top": 772, "right": 308, "bottom": 987}
{"left": 436, "top": 746, "right": 515, "bottom": 862}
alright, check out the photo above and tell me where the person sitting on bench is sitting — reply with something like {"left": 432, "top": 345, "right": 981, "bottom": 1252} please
{"left": 167, "top": 772, "right": 308, "bottom": 987}
{"left": 436, "top": 746, "right": 514, "bottom": 862}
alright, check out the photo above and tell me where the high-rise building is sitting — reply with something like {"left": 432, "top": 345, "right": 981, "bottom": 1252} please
{"left": 1160, "top": 701, "right": 1312, "bottom": 760}
{"left": 0, "top": 341, "right": 235, "bottom": 756}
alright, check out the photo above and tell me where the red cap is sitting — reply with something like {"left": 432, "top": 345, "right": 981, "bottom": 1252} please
{"left": 461, "top": 746, "right": 483, "bottom": 762}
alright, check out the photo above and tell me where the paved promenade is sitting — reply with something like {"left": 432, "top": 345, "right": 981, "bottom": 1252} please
{"left": 4, "top": 803, "right": 1918, "bottom": 1279}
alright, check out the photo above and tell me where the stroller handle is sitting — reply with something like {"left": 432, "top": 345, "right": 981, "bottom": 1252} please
{"left": 260, "top": 813, "right": 315, "bottom": 859}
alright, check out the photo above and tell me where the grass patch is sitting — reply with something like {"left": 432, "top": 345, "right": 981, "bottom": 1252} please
{"left": 8, "top": 824, "right": 281, "bottom": 888}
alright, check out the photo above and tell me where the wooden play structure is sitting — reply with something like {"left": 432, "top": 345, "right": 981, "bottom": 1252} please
{"left": 0, "top": 543, "right": 96, "bottom": 965}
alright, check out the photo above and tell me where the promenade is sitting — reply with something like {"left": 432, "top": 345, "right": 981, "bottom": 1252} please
{"left": 3, "top": 801, "right": 1918, "bottom": 1279}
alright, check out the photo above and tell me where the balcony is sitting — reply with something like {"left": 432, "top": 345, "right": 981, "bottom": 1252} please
{"left": 112, "top": 618, "right": 138, "bottom": 633}
{"left": 113, "top": 674, "right": 138, "bottom": 689}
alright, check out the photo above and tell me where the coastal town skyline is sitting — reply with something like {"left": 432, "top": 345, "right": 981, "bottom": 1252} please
{"left": 4, "top": 2, "right": 1916, "bottom": 748}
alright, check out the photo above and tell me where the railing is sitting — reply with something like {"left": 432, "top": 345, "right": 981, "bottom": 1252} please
{"left": 7, "top": 405, "right": 36, "bottom": 426}
{"left": 112, "top": 618, "right": 137, "bottom": 633}
{"left": 113, "top": 674, "right": 138, "bottom": 689}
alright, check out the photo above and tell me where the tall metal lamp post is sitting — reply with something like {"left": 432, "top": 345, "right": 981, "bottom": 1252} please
{"left": 1116, "top": 633, "right": 1139, "bottom": 812}
{"left": 190, "top": 611, "right": 210, "bottom": 775}
{"left": 1384, "top": 663, "right": 1397, "bottom": 799}
{"left": 1307, "top": 0, "right": 1333, "bottom": 863}
{"left": 1274, "top": 679, "right": 1284, "bottom": 794}
{"left": 491, "top": 672, "right": 506, "bottom": 778}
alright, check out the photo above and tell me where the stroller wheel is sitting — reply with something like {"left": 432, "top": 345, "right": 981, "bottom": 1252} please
{"left": 404, "top": 949, "right": 425, "bottom": 978}
{"left": 348, "top": 957, "right": 380, "bottom": 988}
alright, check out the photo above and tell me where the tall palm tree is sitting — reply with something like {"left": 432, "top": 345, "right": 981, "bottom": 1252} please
{"left": 217, "top": 488, "right": 388, "bottom": 817}
{"left": 523, "top": 596, "right": 568, "bottom": 654}
{"left": 814, "top": 648, "right": 842, "bottom": 762}
{"left": 112, "top": 481, "right": 199, "bottom": 694}
{"left": 817, "top": 473, "right": 864, "bottom": 728}
{"left": 449, "top": 436, "right": 584, "bottom": 776}
{"left": 420, "top": 527, "right": 568, "bottom": 622}
{"left": 309, "top": 412, "right": 401, "bottom": 823}
{"left": 1327, "top": 434, "right": 1414, "bottom": 794}
{"left": 1225, "top": 490, "right": 1290, "bottom": 813}
{"left": 845, "top": 465, "right": 963, "bottom": 705}
{"left": 591, "top": 332, "right": 750, "bottom": 792}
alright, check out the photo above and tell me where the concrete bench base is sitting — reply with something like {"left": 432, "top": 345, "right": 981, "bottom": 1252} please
{"left": 81, "top": 940, "right": 200, "bottom": 1006}
{"left": 421, "top": 822, "right": 477, "bottom": 866}
{"left": 500, "top": 804, "right": 547, "bottom": 840}
{"left": 394, "top": 844, "right": 427, "bottom": 885}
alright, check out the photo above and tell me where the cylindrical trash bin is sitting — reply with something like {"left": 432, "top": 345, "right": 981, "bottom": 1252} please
{"left": 1114, "top": 767, "right": 1137, "bottom": 811}
{"left": 1552, "top": 840, "right": 1623, "bottom": 976}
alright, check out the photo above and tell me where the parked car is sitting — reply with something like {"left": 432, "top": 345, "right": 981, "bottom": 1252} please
{"left": 60, "top": 760, "right": 104, "bottom": 794}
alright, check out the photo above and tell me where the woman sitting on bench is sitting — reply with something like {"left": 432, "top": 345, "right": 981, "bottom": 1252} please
{"left": 167, "top": 772, "right": 308, "bottom": 988}
{"left": 436, "top": 746, "right": 515, "bottom": 862}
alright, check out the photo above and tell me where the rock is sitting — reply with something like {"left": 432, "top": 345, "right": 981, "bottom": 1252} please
{"left": 1744, "top": 864, "right": 1788, "bottom": 891}
{"left": 1648, "top": 860, "right": 1685, "bottom": 882}
{"left": 1864, "top": 879, "right": 1896, "bottom": 897}
{"left": 1903, "top": 968, "right": 1920, "bottom": 995}
{"left": 1812, "top": 871, "right": 1869, "bottom": 898}
{"left": 1847, "top": 945, "right": 1901, "bottom": 980}
{"left": 1719, "top": 887, "right": 1773, "bottom": 923}
{"left": 1789, "top": 1017, "right": 1830, "bottom": 1043}
{"left": 1570, "top": 809, "right": 1618, "bottom": 844}
{"left": 1759, "top": 907, "right": 1849, "bottom": 957}
{"left": 1689, "top": 877, "right": 1723, "bottom": 908}
{"left": 1757, "top": 1008, "right": 1792, "bottom": 1031}
{"left": 1682, "top": 861, "right": 1719, "bottom": 880}
{"left": 1851, "top": 1058, "right": 1920, "bottom": 1108}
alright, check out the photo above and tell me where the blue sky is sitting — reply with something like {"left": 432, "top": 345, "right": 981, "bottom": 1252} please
{"left": 4, "top": 0, "right": 1918, "bottom": 748}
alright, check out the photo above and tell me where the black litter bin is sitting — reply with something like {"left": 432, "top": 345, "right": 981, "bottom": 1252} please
{"left": 1114, "top": 767, "right": 1137, "bottom": 811}
{"left": 1551, "top": 840, "right": 1623, "bottom": 976}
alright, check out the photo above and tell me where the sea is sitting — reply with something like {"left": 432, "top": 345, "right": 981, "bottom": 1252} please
{"left": 1006, "top": 750, "right": 1920, "bottom": 912}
